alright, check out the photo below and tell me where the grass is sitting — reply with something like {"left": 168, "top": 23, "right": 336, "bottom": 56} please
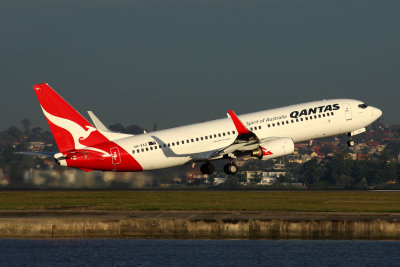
{"left": 0, "top": 190, "right": 399, "bottom": 212}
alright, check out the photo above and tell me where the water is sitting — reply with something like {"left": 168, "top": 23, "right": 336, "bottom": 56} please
{"left": 0, "top": 239, "right": 399, "bottom": 266}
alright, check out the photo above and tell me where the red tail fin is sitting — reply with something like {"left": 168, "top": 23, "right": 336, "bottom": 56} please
{"left": 33, "top": 83, "right": 105, "bottom": 152}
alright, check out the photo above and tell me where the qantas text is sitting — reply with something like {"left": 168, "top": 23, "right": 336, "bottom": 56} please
{"left": 290, "top": 104, "right": 340, "bottom": 118}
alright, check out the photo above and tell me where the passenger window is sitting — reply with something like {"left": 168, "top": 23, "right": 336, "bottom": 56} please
{"left": 201, "top": 137, "right": 204, "bottom": 140}
{"left": 309, "top": 116, "right": 312, "bottom": 120}
{"left": 277, "top": 122, "right": 280, "bottom": 126}
{"left": 141, "top": 148, "right": 144, "bottom": 152}
{"left": 176, "top": 141, "right": 179, "bottom": 145}
{"left": 272, "top": 123, "right": 275, "bottom": 127}
{"left": 323, "top": 114, "right": 326, "bottom": 117}
{"left": 186, "top": 140, "right": 189, "bottom": 143}
{"left": 163, "top": 144, "right": 167, "bottom": 148}
{"left": 327, "top": 113, "right": 330, "bottom": 116}
{"left": 232, "top": 131, "right": 236, "bottom": 134}
{"left": 205, "top": 136, "right": 208, "bottom": 140}
{"left": 227, "top": 132, "right": 230, "bottom": 135}
{"left": 268, "top": 124, "right": 271, "bottom": 128}
{"left": 196, "top": 138, "right": 199, "bottom": 141}
{"left": 331, "top": 112, "right": 334, "bottom": 115}
{"left": 172, "top": 142, "right": 175, "bottom": 146}
{"left": 318, "top": 114, "right": 321, "bottom": 118}
{"left": 191, "top": 139, "right": 194, "bottom": 142}
{"left": 218, "top": 133, "right": 221, "bottom": 137}
{"left": 282, "top": 122, "right": 284, "bottom": 125}
{"left": 305, "top": 117, "right": 308, "bottom": 120}
{"left": 223, "top": 133, "right": 225, "bottom": 136}
{"left": 132, "top": 150, "right": 135, "bottom": 154}
{"left": 137, "top": 149, "right": 140, "bottom": 153}
{"left": 214, "top": 134, "right": 217, "bottom": 138}
{"left": 168, "top": 143, "right": 170, "bottom": 147}
{"left": 259, "top": 126, "right": 261, "bottom": 129}
{"left": 150, "top": 147, "right": 153, "bottom": 150}
{"left": 146, "top": 148, "right": 149, "bottom": 151}
{"left": 301, "top": 118, "right": 303, "bottom": 121}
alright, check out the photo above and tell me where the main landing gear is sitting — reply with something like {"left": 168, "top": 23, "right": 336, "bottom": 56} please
{"left": 200, "top": 162, "right": 214, "bottom": 175}
{"left": 224, "top": 163, "right": 238, "bottom": 175}
{"left": 347, "top": 133, "right": 355, "bottom": 147}
{"left": 224, "top": 159, "right": 238, "bottom": 175}
{"left": 199, "top": 160, "right": 238, "bottom": 175}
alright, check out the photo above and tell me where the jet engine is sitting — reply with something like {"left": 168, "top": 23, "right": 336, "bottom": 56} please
{"left": 251, "top": 137, "right": 295, "bottom": 160}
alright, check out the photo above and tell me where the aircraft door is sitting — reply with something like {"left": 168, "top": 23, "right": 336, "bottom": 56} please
{"left": 343, "top": 104, "right": 352, "bottom": 121}
{"left": 110, "top": 147, "right": 121, "bottom": 165}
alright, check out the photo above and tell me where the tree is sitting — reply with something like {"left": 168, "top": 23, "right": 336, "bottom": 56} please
{"left": 20, "top": 119, "right": 31, "bottom": 134}
{"left": 322, "top": 150, "right": 354, "bottom": 186}
{"left": 300, "top": 158, "right": 324, "bottom": 186}
{"left": 6, "top": 126, "right": 22, "bottom": 140}
{"left": 108, "top": 123, "right": 127, "bottom": 133}
{"left": 126, "top": 125, "right": 144, "bottom": 135}
{"left": 384, "top": 141, "right": 400, "bottom": 159}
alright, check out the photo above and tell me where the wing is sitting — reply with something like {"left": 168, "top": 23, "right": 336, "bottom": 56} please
{"left": 199, "top": 110, "right": 294, "bottom": 161}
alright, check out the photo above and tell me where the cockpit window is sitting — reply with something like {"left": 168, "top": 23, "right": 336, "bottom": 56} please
{"left": 358, "top": 104, "right": 368, "bottom": 109}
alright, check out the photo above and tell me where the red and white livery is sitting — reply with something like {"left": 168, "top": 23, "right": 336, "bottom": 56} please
{"left": 33, "top": 83, "right": 382, "bottom": 174}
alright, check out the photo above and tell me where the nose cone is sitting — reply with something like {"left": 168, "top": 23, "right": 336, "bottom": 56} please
{"left": 371, "top": 107, "right": 382, "bottom": 120}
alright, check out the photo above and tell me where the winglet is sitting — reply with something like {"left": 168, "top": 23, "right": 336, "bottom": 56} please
{"left": 88, "top": 111, "right": 109, "bottom": 131}
{"left": 228, "top": 110, "right": 251, "bottom": 135}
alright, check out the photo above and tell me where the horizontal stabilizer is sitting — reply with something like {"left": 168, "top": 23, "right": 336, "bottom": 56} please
{"left": 88, "top": 111, "right": 109, "bottom": 131}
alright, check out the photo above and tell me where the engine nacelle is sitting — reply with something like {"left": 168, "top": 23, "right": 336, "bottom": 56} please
{"left": 251, "top": 137, "right": 295, "bottom": 160}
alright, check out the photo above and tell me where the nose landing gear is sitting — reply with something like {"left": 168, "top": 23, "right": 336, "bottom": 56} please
{"left": 347, "top": 133, "right": 355, "bottom": 147}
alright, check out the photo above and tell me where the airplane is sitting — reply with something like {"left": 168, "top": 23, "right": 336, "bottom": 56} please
{"left": 30, "top": 83, "right": 382, "bottom": 174}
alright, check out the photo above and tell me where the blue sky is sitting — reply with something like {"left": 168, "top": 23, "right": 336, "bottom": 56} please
{"left": 1, "top": 0, "right": 399, "bottom": 130}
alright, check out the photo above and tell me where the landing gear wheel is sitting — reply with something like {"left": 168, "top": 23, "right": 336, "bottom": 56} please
{"left": 347, "top": 133, "right": 355, "bottom": 147}
{"left": 200, "top": 162, "right": 214, "bottom": 174}
{"left": 347, "top": 140, "right": 355, "bottom": 147}
{"left": 224, "top": 163, "right": 238, "bottom": 175}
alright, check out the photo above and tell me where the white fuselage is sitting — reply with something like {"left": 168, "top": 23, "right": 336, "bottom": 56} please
{"left": 111, "top": 99, "right": 381, "bottom": 171}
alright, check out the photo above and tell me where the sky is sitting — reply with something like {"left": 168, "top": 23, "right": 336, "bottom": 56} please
{"left": 1, "top": 0, "right": 399, "bottom": 131}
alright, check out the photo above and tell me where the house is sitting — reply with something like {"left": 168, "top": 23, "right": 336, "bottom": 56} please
{"left": 259, "top": 177, "right": 276, "bottom": 185}
{"left": 348, "top": 153, "right": 357, "bottom": 160}
{"left": 213, "top": 177, "right": 227, "bottom": 185}
{"left": 366, "top": 140, "right": 380, "bottom": 147}
{"left": 29, "top": 141, "right": 46, "bottom": 152}
{"left": 311, "top": 150, "right": 324, "bottom": 159}
{"left": 357, "top": 154, "right": 370, "bottom": 160}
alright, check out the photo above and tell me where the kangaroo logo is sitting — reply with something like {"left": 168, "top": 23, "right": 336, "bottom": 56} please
{"left": 41, "top": 106, "right": 110, "bottom": 155}
{"left": 261, "top": 147, "right": 273, "bottom": 156}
